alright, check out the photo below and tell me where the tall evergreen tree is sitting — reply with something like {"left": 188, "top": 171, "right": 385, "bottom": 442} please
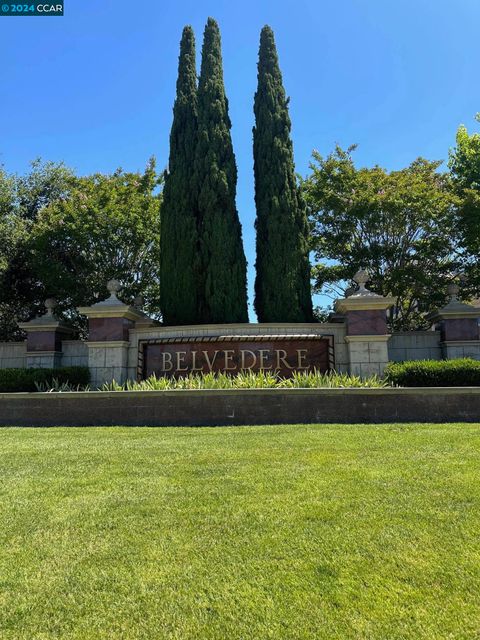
{"left": 194, "top": 18, "right": 248, "bottom": 323}
{"left": 160, "top": 26, "right": 199, "bottom": 325}
{"left": 253, "top": 26, "right": 313, "bottom": 322}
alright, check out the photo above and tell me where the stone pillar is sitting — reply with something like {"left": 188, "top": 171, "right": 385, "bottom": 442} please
{"left": 18, "top": 298, "right": 74, "bottom": 369}
{"left": 78, "top": 280, "right": 148, "bottom": 387}
{"left": 428, "top": 283, "right": 480, "bottom": 360}
{"left": 334, "top": 270, "right": 395, "bottom": 377}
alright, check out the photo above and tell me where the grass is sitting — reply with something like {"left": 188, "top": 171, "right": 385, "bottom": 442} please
{"left": 0, "top": 424, "right": 479, "bottom": 639}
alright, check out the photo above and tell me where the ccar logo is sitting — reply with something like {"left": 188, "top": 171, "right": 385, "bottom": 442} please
{"left": 37, "top": 4, "right": 63, "bottom": 11}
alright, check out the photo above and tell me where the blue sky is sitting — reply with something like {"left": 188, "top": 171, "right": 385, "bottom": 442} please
{"left": 2, "top": 0, "right": 480, "bottom": 315}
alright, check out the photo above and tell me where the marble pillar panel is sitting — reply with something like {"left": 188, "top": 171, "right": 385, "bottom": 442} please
{"left": 89, "top": 317, "right": 134, "bottom": 342}
{"left": 346, "top": 310, "right": 387, "bottom": 336}
{"left": 442, "top": 318, "right": 479, "bottom": 342}
{"left": 26, "top": 330, "right": 62, "bottom": 352}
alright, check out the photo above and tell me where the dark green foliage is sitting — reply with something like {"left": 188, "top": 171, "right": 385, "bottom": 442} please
{"left": 448, "top": 117, "right": 480, "bottom": 300}
{"left": 194, "top": 18, "right": 248, "bottom": 323}
{"left": 30, "top": 161, "right": 162, "bottom": 335}
{"left": 0, "top": 160, "right": 75, "bottom": 341}
{"left": 1, "top": 159, "right": 161, "bottom": 340}
{"left": 253, "top": 26, "right": 313, "bottom": 322}
{"left": 384, "top": 359, "right": 480, "bottom": 387}
{"left": 0, "top": 366, "right": 90, "bottom": 393}
{"left": 160, "top": 26, "right": 200, "bottom": 325}
{"left": 303, "top": 148, "right": 459, "bottom": 330}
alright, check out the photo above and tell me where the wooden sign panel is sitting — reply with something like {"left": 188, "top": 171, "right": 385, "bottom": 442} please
{"left": 140, "top": 336, "right": 333, "bottom": 379}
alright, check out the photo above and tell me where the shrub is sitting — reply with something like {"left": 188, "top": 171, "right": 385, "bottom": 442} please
{"left": 384, "top": 359, "right": 480, "bottom": 387}
{"left": 278, "top": 370, "right": 388, "bottom": 388}
{"left": 0, "top": 367, "right": 90, "bottom": 393}
{"left": 34, "top": 378, "right": 91, "bottom": 393}
{"left": 100, "top": 370, "right": 389, "bottom": 392}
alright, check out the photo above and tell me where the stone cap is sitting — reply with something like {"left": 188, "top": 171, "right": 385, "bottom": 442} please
{"left": 18, "top": 298, "right": 74, "bottom": 334}
{"left": 428, "top": 283, "right": 480, "bottom": 321}
{"left": 345, "top": 334, "right": 390, "bottom": 343}
{"left": 335, "top": 269, "right": 395, "bottom": 313}
{"left": 78, "top": 280, "right": 147, "bottom": 322}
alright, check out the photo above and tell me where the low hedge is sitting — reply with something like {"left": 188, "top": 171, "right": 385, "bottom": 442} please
{"left": 0, "top": 367, "right": 90, "bottom": 393}
{"left": 384, "top": 358, "right": 480, "bottom": 387}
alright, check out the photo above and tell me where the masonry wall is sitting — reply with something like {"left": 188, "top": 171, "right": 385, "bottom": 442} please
{"left": 2, "top": 387, "right": 480, "bottom": 426}
{"left": 61, "top": 341, "right": 89, "bottom": 367}
{"left": 0, "top": 324, "right": 348, "bottom": 381}
{"left": 2, "top": 324, "right": 480, "bottom": 379}
{"left": 0, "top": 340, "right": 88, "bottom": 371}
{"left": 441, "top": 341, "right": 480, "bottom": 359}
{"left": 388, "top": 331, "right": 442, "bottom": 362}
{"left": 0, "top": 342, "right": 26, "bottom": 369}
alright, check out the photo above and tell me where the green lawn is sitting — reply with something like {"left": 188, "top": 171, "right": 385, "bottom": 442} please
{"left": 1, "top": 424, "right": 479, "bottom": 640}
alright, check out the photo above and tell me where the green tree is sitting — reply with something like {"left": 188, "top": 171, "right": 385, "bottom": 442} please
{"left": 160, "top": 26, "right": 200, "bottom": 325}
{"left": 194, "top": 18, "right": 248, "bottom": 323}
{"left": 449, "top": 115, "right": 480, "bottom": 193}
{"left": 449, "top": 116, "right": 480, "bottom": 298}
{"left": 15, "top": 158, "right": 74, "bottom": 221}
{"left": 0, "top": 167, "right": 20, "bottom": 279}
{"left": 29, "top": 159, "right": 162, "bottom": 334}
{"left": 253, "top": 26, "right": 313, "bottom": 322}
{"left": 303, "top": 146, "right": 459, "bottom": 330}
{"left": 0, "top": 159, "right": 75, "bottom": 340}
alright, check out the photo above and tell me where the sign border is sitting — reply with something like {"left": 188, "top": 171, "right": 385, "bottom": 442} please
{"left": 137, "top": 334, "right": 335, "bottom": 380}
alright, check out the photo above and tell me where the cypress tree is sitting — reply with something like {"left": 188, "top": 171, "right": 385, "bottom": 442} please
{"left": 253, "top": 26, "right": 313, "bottom": 322}
{"left": 195, "top": 18, "right": 248, "bottom": 323}
{"left": 160, "top": 26, "right": 199, "bottom": 325}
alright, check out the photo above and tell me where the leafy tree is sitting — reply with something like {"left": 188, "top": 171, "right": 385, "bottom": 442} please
{"left": 253, "top": 26, "right": 313, "bottom": 322}
{"left": 0, "top": 167, "right": 20, "bottom": 279}
{"left": 0, "top": 159, "right": 75, "bottom": 340}
{"left": 449, "top": 115, "right": 480, "bottom": 193}
{"left": 15, "top": 158, "right": 74, "bottom": 221}
{"left": 29, "top": 159, "right": 162, "bottom": 334}
{"left": 449, "top": 115, "right": 480, "bottom": 298}
{"left": 160, "top": 26, "right": 200, "bottom": 325}
{"left": 194, "top": 18, "right": 248, "bottom": 323}
{"left": 303, "top": 146, "right": 459, "bottom": 330}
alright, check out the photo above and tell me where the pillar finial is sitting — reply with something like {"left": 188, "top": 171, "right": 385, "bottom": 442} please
{"left": 353, "top": 268, "right": 370, "bottom": 294}
{"left": 44, "top": 298, "right": 57, "bottom": 318}
{"left": 447, "top": 282, "right": 460, "bottom": 303}
{"left": 107, "top": 279, "right": 122, "bottom": 300}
